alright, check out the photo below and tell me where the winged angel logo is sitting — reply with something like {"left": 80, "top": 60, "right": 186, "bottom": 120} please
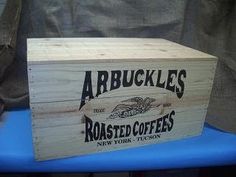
{"left": 108, "top": 97, "right": 169, "bottom": 119}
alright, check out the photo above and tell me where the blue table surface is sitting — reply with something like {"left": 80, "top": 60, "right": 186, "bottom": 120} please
{"left": 0, "top": 110, "right": 236, "bottom": 172}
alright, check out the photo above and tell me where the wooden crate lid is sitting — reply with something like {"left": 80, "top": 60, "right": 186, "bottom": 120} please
{"left": 27, "top": 38, "right": 216, "bottom": 64}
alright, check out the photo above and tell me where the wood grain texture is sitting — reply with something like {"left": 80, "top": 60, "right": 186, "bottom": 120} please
{"left": 27, "top": 38, "right": 216, "bottom": 63}
{"left": 27, "top": 38, "right": 217, "bottom": 161}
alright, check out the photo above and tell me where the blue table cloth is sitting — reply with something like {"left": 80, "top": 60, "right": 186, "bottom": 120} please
{"left": 1, "top": 110, "right": 236, "bottom": 172}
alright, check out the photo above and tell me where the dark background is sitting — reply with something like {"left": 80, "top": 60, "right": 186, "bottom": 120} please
{"left": 0, "top": 0, "right": 235, "bottom": 133}
{"left": 0, "top": 166, "right": 236, "bottom": 177}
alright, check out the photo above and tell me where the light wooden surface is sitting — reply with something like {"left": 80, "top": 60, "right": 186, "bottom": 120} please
{"left": 27, "top": 38, "right": 215, "bottom": 63}
{"left": 27, "top": 38, "right": 217, "bottom": 161}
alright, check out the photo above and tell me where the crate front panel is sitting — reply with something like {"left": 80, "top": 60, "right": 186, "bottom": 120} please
{"left": 28, "top": 59, "right": 216, "bottom": 160}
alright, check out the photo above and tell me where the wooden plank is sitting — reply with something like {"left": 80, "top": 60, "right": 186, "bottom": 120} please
{"left": 28, "top": 61, "right": 216, "bottom": 103}
{"left": 34, "top": 111, "right": 205, "bottom": 160}
{"left": 27, "top": 38, "right": 216, "bottom": 63}
{"left": 31, "top": 89, "right": 211, "bottom": 127}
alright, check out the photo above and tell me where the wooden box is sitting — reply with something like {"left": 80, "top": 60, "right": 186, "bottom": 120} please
{"left": 27, "top": 38, "right": 217, "bottom": 161}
